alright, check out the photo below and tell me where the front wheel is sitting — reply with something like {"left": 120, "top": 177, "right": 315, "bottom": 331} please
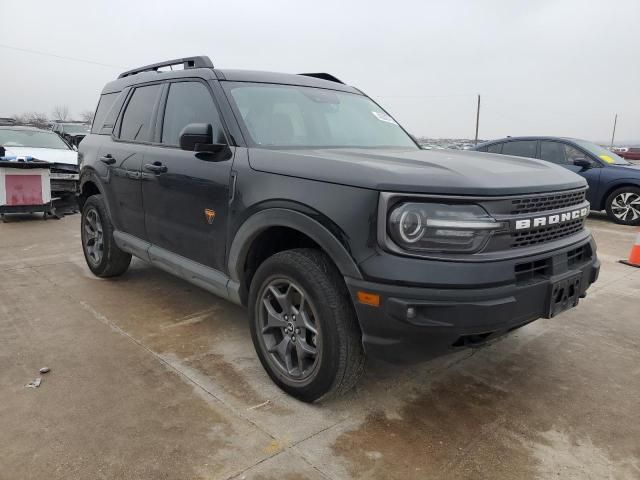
{"left": 248, "top": 249, "right": 365, "bottom": 402}
{"left": 605, "top": 187, "right": 640, "bottom": 226}
{"left": 81, "top": 194, "right": 132, "bottom": 277}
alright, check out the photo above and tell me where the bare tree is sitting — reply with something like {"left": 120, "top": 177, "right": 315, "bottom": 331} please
{"left": 79, "top": 109, "right": 95, "bottom": 124}
{"left": 12, "top": 112, "right": 49, "bottom": 129}
{"left": 52, "top": 105, "right": 70, "bottom": 122}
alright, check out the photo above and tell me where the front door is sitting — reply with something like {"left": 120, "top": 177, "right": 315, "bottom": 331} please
{"left": 539, "top": 141, "right": 602, "bottom": 205}
{"left": 142, "top": 80, "right": 233, "bottom": 272}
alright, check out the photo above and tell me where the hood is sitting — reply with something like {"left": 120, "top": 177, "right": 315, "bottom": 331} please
{"left": 248, "top": 148, "right": 586, "bottom": 196}
{"left": 2, "top": 146, "right": 78, "bottom": 166}
{"left": 607, "top": 162, "right": 640, "bottom": 173}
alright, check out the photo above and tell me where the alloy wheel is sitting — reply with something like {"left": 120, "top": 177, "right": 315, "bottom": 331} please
{"left": 611, "top": 192, "right": 640, "bottom": 223}
{"left": 83, "top": 208, "right": 104, "bottom": 265}
{"left": 258, "top": 278, "right": 320, "bottom": 380}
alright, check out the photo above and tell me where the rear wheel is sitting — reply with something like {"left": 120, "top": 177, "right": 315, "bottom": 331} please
{"left": 81, "top": 194, "right": 132, "bottom": 277}
{"left": 605, "top": 187, "right": 640, "bottom": 226}
{"left": 248, "top": 249, "right": 365, "bottom": 402}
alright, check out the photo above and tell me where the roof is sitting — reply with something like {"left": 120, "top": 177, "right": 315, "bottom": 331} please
{"left": 479, "top": 136, "right": 578, "bottom": 145}
{"left": 103, "top": 64, "right": 360, "bottom": 95}
{"left": 215, "top": 69, "right": 360, "bottom": 94}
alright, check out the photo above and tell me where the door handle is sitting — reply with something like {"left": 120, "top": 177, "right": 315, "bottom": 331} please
{"left": 144, "top": 162, "right": 168, "bottom": 174}
{"left": 100, "top": 154, "right": 116, "bottom": 165}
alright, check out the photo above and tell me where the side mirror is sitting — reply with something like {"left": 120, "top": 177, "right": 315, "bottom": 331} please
{"left": 179, "top": 123, "right": 213, "bottom": 151}
{"left": 179, "top": 123, "right": 230, "bottom": 160}
{"left": 573, "top": 158, "right": 592, "bottom": 169}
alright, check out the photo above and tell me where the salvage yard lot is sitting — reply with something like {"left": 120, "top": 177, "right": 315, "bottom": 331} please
{"left": 1, "top": 214, "right": 639, "bottom": 479}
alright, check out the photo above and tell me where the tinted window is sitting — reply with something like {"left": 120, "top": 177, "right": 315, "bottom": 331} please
{"left": 540, "top": 141, "right": 567, "bottom": 164}
{"left": 487, "top": 143, "right": 502, "bottom": 153}
{"left": 119, "top": 85, "right": 161, "bottom": 142}
{"left": 161, "top": 82, "right": 223, "bottom": 146}
{"left": 502, "top": 140, "right": 537, "bottom": 158}
{"left": 91, "top": 93, "right": 118, "bottom": 134}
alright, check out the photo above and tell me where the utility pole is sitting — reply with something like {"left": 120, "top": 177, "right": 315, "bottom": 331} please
{"left": 610, "top": 113, "right": 618, "bottom": 149}
{"left": 474, "top": 94, "right": 481, "bottom": 146}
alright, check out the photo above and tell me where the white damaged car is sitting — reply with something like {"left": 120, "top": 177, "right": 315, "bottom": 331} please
{"left": 0, "top": 126, "right": 79, "bottom": 214}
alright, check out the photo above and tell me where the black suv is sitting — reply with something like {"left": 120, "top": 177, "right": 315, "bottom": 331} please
{"left": 78, "top": 56, "right": 600, "bottom": 402}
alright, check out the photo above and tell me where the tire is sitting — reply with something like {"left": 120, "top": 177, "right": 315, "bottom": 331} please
{"left": 81, "top": 194, "right": 132, "bottom": 277}
{"left": 605, "top": 186, "right": 640, "bottom": 226}
{"left": 248, "top": 249, "right": 365, "bottom": 402}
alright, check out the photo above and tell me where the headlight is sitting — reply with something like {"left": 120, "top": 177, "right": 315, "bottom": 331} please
{"left": 387, "top": 202, "right": 504, "bottom": 254}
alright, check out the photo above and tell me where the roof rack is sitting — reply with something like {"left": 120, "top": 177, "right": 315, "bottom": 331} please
{"left": 118, "top": 56, "right": 214, "bottom": 79}
{"left": 298, "top": 73, "right": 345, "bottom": 84}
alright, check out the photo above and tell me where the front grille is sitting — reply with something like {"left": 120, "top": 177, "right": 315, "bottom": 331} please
{"left": 515, "top": 258, "right": 551, "bottom": 284}
{"left": 512, "top": 218, "right": 585, "bottom": 248}
{"left": 567, "top": 245, "right": 589, "bottom": 267}
{"left": 51, "top": 180, "right": 77, "bottom": 192}
{"left": 511, "top": 189, "right": 586, "bottom": 215}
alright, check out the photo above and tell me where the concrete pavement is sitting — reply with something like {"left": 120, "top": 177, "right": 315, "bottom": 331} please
{"left": 1, "top": 212, "right": 638, "bottom": 479}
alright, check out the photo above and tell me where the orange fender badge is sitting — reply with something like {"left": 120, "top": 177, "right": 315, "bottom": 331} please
{"left": 204, "top": 209, "right": 216, "bottom": 224}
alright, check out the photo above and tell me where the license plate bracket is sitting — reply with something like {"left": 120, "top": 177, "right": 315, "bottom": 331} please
{"left": 546, "top": 273, "right": 582, "bottom": 318}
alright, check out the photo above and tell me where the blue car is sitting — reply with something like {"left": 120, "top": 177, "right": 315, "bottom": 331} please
{"left": 474, "top": 137, "right": 640, "bottom": 226}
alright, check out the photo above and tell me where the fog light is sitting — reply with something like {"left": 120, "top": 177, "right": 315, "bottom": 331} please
{"left": 407, "top": 307, "right": 416, "bottom": 319}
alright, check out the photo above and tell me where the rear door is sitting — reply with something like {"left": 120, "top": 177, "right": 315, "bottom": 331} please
{"left": 99, "top": 83, "right": 162, "bottom": 240}
{"left": 141, "top": 79, "right": 233, "bottom": 272}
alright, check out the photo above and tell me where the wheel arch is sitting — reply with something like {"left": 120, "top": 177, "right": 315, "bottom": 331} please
{"left": 600, "top": 181, "right": 640, "bottom": 210}
{"left": 227, "top": 208, "right": 362, "bottom": 305}
{"left": 78, "top": 170, "right": 106, "bottom": 210}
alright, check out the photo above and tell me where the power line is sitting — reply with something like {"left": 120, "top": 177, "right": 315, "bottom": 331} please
{"left": 0, "top": 44, "right": 123, "bottom": 69}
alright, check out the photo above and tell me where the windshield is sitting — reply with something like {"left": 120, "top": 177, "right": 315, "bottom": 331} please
{"left": 574, "top": 139, "right": 630, "bottom": 165}
{"left": 0, "top": 129, "right": 71, "bottom": 150}
{"left": 61, "top": 124, "right": 90, "bottom": 133}
{"left": 226, "top": 83, "right": 417, "bottom": 149}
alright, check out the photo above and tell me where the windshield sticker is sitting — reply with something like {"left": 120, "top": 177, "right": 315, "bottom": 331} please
{"left": 599, "top": 154, "right": 614, "bottom": 164}
{"left": 371, "top": 111, "right": 398, "bottom": 125}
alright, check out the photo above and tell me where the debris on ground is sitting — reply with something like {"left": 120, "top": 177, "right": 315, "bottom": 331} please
{"left": 25, "top": 377, "right": 42, "bottom": 388}
{"left": 247, "top": 400, "right": 270, "bottom": 410}
{"left": 39, "top": 367, "right": 50, "bottom": 374}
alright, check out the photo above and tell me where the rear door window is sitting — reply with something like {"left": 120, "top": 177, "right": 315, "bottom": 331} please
{"left": 502, "top": 140, "right": 537, "bottom": 158}
{"left": 160, "top": 81, "right": 224, "bottom": 146}
{"left": 119, "top": 84, "right": 162, "bottom": 142}
{"left": 487, "top": 143, "right": 502, "bottom": 153}
{"left": 540, "top": 141, "right": 568, "bottom": 164}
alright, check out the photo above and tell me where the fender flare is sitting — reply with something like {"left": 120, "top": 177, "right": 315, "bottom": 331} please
{"left": 79, "top": 169, "right": 107, "bottom": 197}
{"left": 78, "top": 169, "right": 111, "bottom": 215}
{"left": 227, "top": 208, "right": 363, "bottom": 285}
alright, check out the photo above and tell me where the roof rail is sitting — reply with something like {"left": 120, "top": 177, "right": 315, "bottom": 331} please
{"left": 298, "top": 73, "right": 345, "bottom": 84}
{"left": 118, "top": 56, "right": 214, "bottom": 79}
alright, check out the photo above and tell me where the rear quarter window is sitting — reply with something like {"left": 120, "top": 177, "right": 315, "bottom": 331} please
{"left": 91, "top": 92, "right": 119, "bottom": 134}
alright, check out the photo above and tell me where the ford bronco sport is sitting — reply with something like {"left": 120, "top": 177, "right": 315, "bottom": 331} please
{"left": 78, "top": 56, "right": 600, "bottom": 402}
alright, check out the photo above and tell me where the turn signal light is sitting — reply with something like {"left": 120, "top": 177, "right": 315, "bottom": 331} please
{"left": 357, "top": 291, "right": 380, "bottom": 307}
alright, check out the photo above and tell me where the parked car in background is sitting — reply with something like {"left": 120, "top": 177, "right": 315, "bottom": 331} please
{"left": 474, "top": 137, "right": 640, "bottom": 225}
{"left": 615, "top": 146, "right": 640, "bottom": 162}
{"left": 51, "top": 122, "right": 90, "bottom": 147}
{"left": 0, "top": 126, "right": 79, "bottom": 214}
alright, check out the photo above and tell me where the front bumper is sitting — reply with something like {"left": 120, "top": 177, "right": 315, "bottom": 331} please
{"left": 346, "top": 235, "right": 600, "bottom": 363}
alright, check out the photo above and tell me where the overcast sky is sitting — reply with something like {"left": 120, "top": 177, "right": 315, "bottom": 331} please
{"left": 1, "top": 0, "right": 638, "bottom": 142}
